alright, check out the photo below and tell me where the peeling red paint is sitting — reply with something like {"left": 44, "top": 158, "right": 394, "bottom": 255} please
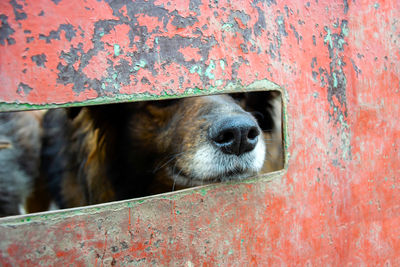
{"left": 234, "top": 17, "right": 247, "bottom": 30}
{"left": 179, "top": 46, "right": 202, "bottom": 62}
{"left": 154, "top": 0, "right": 194, "bottom": 18}
{"left": 1, "top": 0, "right": 400, "bottom": 266}
{"left": 137, "top": 14, "right": 164, "bottom": 34}
{"left": 82, "top": 50, "right": 110, "bottom": 81}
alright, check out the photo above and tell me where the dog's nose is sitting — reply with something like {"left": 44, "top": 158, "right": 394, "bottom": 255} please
{"left": 209, "top": 115, "right": 260, "bottom": 156}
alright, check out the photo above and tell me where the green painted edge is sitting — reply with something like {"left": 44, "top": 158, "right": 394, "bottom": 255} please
{"left": 281, "top": 86, "right": 290, "bottom": 170}
{"left": 0, "top": 79, "right": 281, "bottom": 112}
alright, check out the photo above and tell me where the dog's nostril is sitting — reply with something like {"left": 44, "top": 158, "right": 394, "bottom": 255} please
{"left": 215, "top": 130, "right": 235, "bottom": 144}
{"left": 209, "top": 115, "right": 260, "bottom": 156}
{"left": 247, "top": 127, "right": 259, "bottom": 140}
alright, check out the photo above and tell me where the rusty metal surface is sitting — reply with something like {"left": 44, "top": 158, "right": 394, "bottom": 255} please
{"left": 1, "top": 0, "right": 400, "bottom": 266}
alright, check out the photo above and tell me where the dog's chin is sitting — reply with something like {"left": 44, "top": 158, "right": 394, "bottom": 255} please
{"left": 167, "top": 166, "right": 259, "bottom": 187}
{"left": 164, "top": 135, "right": 266, "bottom": 188}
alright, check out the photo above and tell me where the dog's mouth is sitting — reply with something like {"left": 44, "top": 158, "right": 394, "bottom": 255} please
{"left": 168, "top": 165, "right": 257, "bottom": 187}
{"left": 162, "top": 132, "right": 266, "bottom": 188}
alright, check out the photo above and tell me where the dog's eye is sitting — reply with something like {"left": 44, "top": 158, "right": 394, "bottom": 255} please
{"left": 150, "top": 99, "right": 180, "bottom": 108}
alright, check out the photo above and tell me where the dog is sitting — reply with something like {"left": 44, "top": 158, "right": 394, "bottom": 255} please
{"left": 40, "top": 92, "right": 282, "bottom": 209}
{"left": 0, "top": 110, "right": 49, "bottom": 217}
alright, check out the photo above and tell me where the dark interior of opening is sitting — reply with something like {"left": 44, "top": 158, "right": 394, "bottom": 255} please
{"left": 0, "top": 91, "right": 283, "bottom": 217}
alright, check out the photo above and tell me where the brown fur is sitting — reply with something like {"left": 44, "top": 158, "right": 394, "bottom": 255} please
{"left": 41, "top": 93, "right": 282, "bottom": 209}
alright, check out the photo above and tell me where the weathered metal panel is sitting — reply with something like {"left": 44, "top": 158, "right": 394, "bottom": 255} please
{"left": 1, "top": 0, "right": 400, "bottom": 266}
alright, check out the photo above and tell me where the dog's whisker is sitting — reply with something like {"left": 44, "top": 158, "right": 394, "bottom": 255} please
{"left": 172, "top": 179, "right": 176, "bottom": 192}
{"left": 171, "top": 161, "right": 184, "bottom": 192}
{"left": 171, "top": 161, "right": 177, "bottom": 192}
{"left": 153, "top": 152, "right": 184, "bottom": 173}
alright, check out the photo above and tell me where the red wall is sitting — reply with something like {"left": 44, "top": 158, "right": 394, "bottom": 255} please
{"left": 1, "top": 0, "right": 399, "bottom": 265}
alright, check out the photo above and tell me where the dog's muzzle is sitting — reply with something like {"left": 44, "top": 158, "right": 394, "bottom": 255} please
{"left": 208, "top": 114, "right": 260, "bottom": 156}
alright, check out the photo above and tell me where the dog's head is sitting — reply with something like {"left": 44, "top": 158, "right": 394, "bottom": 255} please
{"left": 71, "top": 93, "right": 273, "bottom": 196}
{"left": 130, "top": 95, "right": 266, "bottom": 189}
{"left": 91, "top": 94, "right": 265, "bottom": 193}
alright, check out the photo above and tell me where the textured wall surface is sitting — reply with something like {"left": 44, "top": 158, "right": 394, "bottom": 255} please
{"left": 0, "top": 0, "right": 400, "bottom": 265}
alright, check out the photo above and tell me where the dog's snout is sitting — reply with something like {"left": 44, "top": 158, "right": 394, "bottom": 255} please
{"left": 209, "top": 115, "right": 260, "bottom": 156}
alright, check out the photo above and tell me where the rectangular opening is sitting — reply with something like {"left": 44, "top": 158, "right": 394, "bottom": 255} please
{"left": 0, "top": 90, "right": 285, "bottom": 218}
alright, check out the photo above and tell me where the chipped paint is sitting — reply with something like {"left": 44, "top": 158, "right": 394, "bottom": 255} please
{"left": 113, "top": 44, "right": 120, "bottom": 57}
{"left": 1, "top": 0, "right": 400, "bottom": 266}
{"left": 205, "top": 60, "right": 216, "bottom": 80}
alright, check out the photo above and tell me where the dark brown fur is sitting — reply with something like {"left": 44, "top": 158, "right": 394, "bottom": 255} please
{"left": 41, "top": 93, "right": 282, "bottom": 209}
